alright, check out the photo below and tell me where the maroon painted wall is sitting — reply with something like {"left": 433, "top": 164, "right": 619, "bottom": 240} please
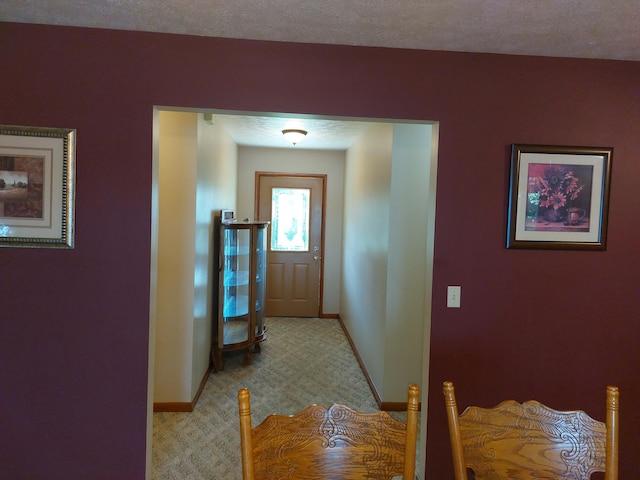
{"left": 1, "top": 22, "right": 638, "bottom": 479}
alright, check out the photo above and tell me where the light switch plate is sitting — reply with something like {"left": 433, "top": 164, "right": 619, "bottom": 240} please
{"left": 447, "top": 286, "right": 461, "bottom": 308}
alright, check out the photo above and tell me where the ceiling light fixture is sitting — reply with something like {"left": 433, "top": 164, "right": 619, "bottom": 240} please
{"left": 282, "top": 129, "right": 307, "bottom": 146}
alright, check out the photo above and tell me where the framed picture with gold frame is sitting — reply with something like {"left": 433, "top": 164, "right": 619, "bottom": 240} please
{"left": 0, "top": 125, "right": 76, "bottom": 248}
{"left": 507, "top": 144, "right": 612, "bottom": 251}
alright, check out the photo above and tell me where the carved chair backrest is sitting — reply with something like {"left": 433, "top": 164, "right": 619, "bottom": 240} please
{"left": 442, "top": 381, "right": 619, "bottom": 480}
{"left": 238, "top": 384, "right": 420, "bottom": 480}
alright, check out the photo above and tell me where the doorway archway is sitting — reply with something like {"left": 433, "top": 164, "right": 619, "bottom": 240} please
{"left": 148, "top": 109, "right": 439, "bottom": 478}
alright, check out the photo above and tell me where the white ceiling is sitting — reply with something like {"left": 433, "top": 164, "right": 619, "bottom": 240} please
{"left": 3, "top": 1, "right": 638, "bottom": 61}
{"left": 214, "top": 113, "right": 380, "bottom": 150}
{"left": 3, "top": 1, "right": 638, "bottom": 150}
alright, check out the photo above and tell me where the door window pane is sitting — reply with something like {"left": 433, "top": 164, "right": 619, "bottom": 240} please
{"left": 271, "top": 187, "right": 310, "bottom": 251}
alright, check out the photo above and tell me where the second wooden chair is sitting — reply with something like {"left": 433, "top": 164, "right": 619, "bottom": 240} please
{"left": 442, "top": 381, "right": 619, "bottom": 480}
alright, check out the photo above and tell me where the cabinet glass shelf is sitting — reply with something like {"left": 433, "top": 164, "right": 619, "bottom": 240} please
{"left": 222, "top": 294, "right": 249, "bottom": 317}
{"left": 224, "top": 245, "right": 250, "bottom": 256}
{"left": 223, "top": 271, "right": 250, "bottom": 287}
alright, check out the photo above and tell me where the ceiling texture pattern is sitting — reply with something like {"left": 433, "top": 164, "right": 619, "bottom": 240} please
{"left": 3, "top": 0, "right": 639, "bottom": 61}
{"left": 3, "top": 1, "right": 638, "bottom": 149}
{"left": 215, "top": 114, "right": 377, "bottom": 150}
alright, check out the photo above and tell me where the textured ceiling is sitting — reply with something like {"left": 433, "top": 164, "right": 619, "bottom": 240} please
{"left": 3, "top": 1, "right": 638, "bottom": 149}
{"left": 3, "top": 0, "right": 639, "bottom": 61}
{"left": 215, "top": 114, "right": 380, "bottom": 150}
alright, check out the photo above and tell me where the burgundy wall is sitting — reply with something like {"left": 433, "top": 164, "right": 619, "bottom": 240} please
{"left": 1, "top": 22, "right": 638, "bottom": 479}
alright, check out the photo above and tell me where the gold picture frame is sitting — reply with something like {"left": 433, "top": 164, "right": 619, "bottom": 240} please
{"left": 0, "top": 125, "right": 76, "bottom": 248}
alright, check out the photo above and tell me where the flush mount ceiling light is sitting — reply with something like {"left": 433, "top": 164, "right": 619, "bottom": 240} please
{"left": 282, "top": 129, "right": 307, "bottom": 145}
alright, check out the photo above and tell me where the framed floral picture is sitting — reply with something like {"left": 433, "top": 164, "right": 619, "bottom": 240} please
{"left": 507, "top": 144, "right": 612, "bottom": 250}
{"left": 0, "top": 125, "right": 76, "bottom": 248}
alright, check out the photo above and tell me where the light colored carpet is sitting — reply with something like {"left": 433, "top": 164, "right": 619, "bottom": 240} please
{"left": 152, "top": 317, "right": 401, "bottom": 480}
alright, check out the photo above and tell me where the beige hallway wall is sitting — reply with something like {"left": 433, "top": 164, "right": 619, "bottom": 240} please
{"left": 153, "top": 112, "right": 238, "bottom": 403}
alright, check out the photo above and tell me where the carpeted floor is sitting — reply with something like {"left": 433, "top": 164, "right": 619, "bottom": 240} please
{"left": 152, "top": 317, "right": 402, "bottom": 480}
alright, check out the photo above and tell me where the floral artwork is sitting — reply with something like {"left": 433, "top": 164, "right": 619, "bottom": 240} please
{"left": 507, "top": 144, "right": 612, "bottom": 250}
{"left": 525, "top": 163, "right": 593, "bottom": 232}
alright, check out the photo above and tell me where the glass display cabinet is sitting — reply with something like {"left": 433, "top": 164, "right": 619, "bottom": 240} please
{"left": 212, "top": 219, "right": 269, "bottom": 371}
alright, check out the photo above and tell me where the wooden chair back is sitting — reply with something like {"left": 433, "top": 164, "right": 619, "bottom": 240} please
{"left": 442, "top": 381, "right": 619, "bottom": 480}
{"left": 238, "top": 384, "right": 420, "bottom": 480}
